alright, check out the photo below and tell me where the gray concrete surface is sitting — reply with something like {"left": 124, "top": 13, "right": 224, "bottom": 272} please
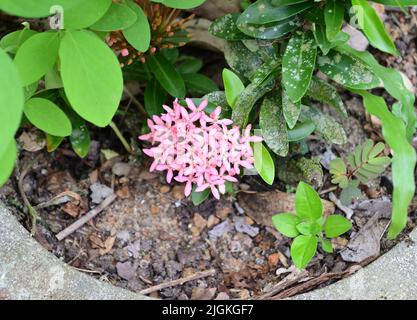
{"left": 1, "top": 199, "right": 416, "bottom": 300}
{"left": 0, "top": 202, "right": 149, "bottom": 300}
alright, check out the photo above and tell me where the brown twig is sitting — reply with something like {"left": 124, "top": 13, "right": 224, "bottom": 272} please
{"left": 139, "top": 269, "right": 216, "bottom": 295}
{"left": 56, "top": 194, "right": 117, "bottom": 241}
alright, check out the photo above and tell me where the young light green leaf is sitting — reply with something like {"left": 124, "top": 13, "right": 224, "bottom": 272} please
{"left": 0, "top": 0, "right": 83, "bottom": 18}
{"left": 324, "top": 215, "right": 352, "bottom": 238}
{"left": 260, "top": 93, "right": 289, "bottom": 156}
{"left": 254, "top": 142, "right": 275, "bottom": 185}
{"left": 161, "top": 0, "right": 206, "bottom": 9}
{"left": 64, "top": 0, "right": 112, "bottom": 29}
{"left": 282, "top": 30, "right": 317, "bottom": 103}
{"left": 321, "top": 238, "right": 333, "bottom": 253}
{"left": 24, "top": 98, "right": 72, "bottom": 137}
{"left": 123, "top": 0, "right": 151, "bottom": 52}
{"left": 46, "top": 134, "right": 64, "bottom": 152}
{"left": 90, "top": 2, "right": 137, "bottom": 32}
{"left": 317, "top": 51, "right": 380, "bottom": 89}
{"left": 0, "top": 48, "right": 24, "bottom": 159}
{"left": 0, "top": 28, "right": 37, "bottom": 54}
{"left": 14, "top": 31, "right": 60, "bottom": 86}
{"left": 295, "top": 181, "right": 323, "bottom": 221}
{"left": 290, "top": 235, "right": 318, "bottom": 269}
{"left": 59, "top": 30, "right": 123, "bottom": 127}
{"left": 296, "top": 221, "right": 321, "bottom": 236}
{"left": 223, "top": 69, "right": 245, "bottom": 108}
{"left": 272, "top": 213, "right": 301, "bottom": 238}
{"left": 351, "top": 0, "right": 399, "bottom": 56}
{"left": 0, "top": 140, "right": 17, "bottom": 186}
{"left": 324, "top": 0, "right": 344, "bottom": 41}
{"left": 45, "top": 67, "right": 63, "bottom": 90}
{"left": 147, "top": 53, "right": 186, "bottom": 98}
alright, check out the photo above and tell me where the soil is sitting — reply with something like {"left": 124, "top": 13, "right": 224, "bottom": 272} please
{"left": 1, "top": 9, "right": 417, "bottom": 300}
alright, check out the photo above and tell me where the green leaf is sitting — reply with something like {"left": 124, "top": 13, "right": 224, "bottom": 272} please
{"left": 161, "top": 0, "right": 206, "bottom": 9}
{"left": 295, "top": 181, "right": 322, "bottom": 221}
{"left": 282, "top": 31, "right": 317, "bottom": 103}
{"left": 144, "top": 79, "right": 167, "bottom": 117}
{"left": 90, "top": 2, "right": 137, "bottom": 32}
{"left": 46, "top": 134, "right": 64, "bottom": 152}
{"left": 64, "top": 0, "right": 113, "bottom": 30}
{"left": 351, "top": 0, "right": 399, "bottom": 56}
{"left": 336, "top": 44, "right": 416, "bottom": 141}
{"left": 0, "top": 0, "right": 84, "bottom": 18}
{"left": 237, "top": 17, "right": 300, "bottom": 40}
{"left": 317, "top": 50, "right": 380, "bottom": 90}
{"left": 324, "top": 215, "right": 352, "bottom": 238}
{"left": 254, "top": 142, "right": 275, "bottom": 185}
{"left": 232, "top": 79, "right": 275, "bottom": 128}
{"left": 260, "top": 93, "right": 289, "bottom": 156}
{"left": 290, "top": 235, "right": 318, "bottom": 269}
{"left": 0, "top": 48, "right": 24, "bottom": 159}
{"left": 177, "top": 57, "right": 203, "bottom": 74}
{"left": 272, "top": 213, "right": 301, "bottom": 238}
{"left": 24, "top": 98, "right": 72, "bottom": 137}
{"left": 306, "top": 76, "right": 347, "bottom": 117}
{"left": 372, "top": 0, "right": 417, "bottom": 5}
{"left": 14, "top": 31, "right": 60, "bottom": 86}
{"left": 0, "top": 140, "right": 17, "bottom": 186}
{"left": 59, "top": 30, "right": 123, "bottom": 127}
{"left": 123, "top": 0, "right": 151, "bottom": 52}
{"left": 321, "top": 238, "right": 333, "bottom": 253}
{"left": 0, "top": 29, "right": 38, "bottom": 54}
{"left": 192, "top": 186, "right": 211, "bottom": 206}
{"left": 282, "top": 90, "right": 301, "bottom": 129}
{"left": 287, "top": 121, "right": 315, "bottom": 142}
{"left": 324, "top": 0, "right": 344, "bottom": 41}
{"left": 224, "top": 41, "right": 264, "bottom": 80}
{"left": 223, "top": 69, "right": 245, "bottom": 108}
{"left": 209, "top": 13, "right": 251, "bottom": 41}
{"left": 313, "top": 23, "right": 349, "bottom": 55}
{"left": 147, "top": 53, "right": 186, "bottom": 98}
{"left": 183, "top": 73, "right": 219, "bottom": 96}
{"left": 67, "top": 111, "right": 91, "bottom": 158}
{"left": 296, "top": 221, "right": 321, "bottom": 236}
{"left": 45, "top": 67, "right": 63, "bottom": 90}
{"left": 299, "top": 106, "right": 347, "bottom": 145}
{"left": 352, "top": 91, "right": 416, "bottom": 239}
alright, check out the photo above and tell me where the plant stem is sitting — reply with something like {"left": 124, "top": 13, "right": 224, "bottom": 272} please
{"left": 109, "top": 121, "right": 134, "bottom": 155}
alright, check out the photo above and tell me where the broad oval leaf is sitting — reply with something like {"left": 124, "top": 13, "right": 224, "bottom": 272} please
{"left": 161, "top": 0, "right": 206, "bottom": 9}
{"left": 24, "top": 98, "right": 72, "bottom": 137}
{"left": 287, "top": 121, "right": 315, "bottom": 142}
{"left": 0, "top": 140, "right": 17, "bottom": 186}
{"left": 317, "top": 51, "right": 380, "bottom": 89}
{"left": 0, "top": 48, "right": 24, "bottom": 159}
{"left": 324, "top": 0, "right": 344, "bottom": 41}
{"left": 324, "top": 215, "right": 352, "bottom": 238}
{"left": 295, "top": 181, "right": 322, "bottom": 221}
{"left": 90, "top": 2, "right": 137, "bottom": 32}
{"left": 282, "top": 90, "right": 301, "bottom": 129}
{"left": 209, "top": 14, "right": 251, "bottom": 41}
{"left": 0, "top": 29, "right": 38, "bottom": 54}
{"left": 237, "top": 17, "right": 299, "bottom": 40}
{"left": 59, "top": 30, "right": 123, "bottom": 127}
{"left": 351, "top": 0, "right": 399, "bottom": 56}
{"left": 14, "top": 31, "right": 60, "bottom": 86}
{"left": 177, "top": 57, "right": 203, "bottom": 74}
{"left": 123, "top": 0, "right": 151, "bottom": 52}
{"left": 290, "top": 235, "right": 318, "bottom": 269}
{"left": 66, "top": 110, "right": 91, "bottom": 158}
{"left": 260, "top": 93, "right": 289, "bottom": 156}
{"left": 272, "top": 213, "right": 301, "bottom": 238}
{"left": 224, "top": 41, "right": 264, "bottom": 80}
{"left": 223, "top": 68, "right": 245, "bottom": 108}
{"left": 0, "top": 0, "right": 83, "bottom": 18}
{"left": 254, "top": 142, "right": 275, "bottom": 185}
{"left": 46, "top": 134, "right": 64, "bottom": 152}
{"left": 64, "top": 0, "right": 112, "bottom": 29}
{"left": 282, "top": 31, "right": 317, "bottom": 103}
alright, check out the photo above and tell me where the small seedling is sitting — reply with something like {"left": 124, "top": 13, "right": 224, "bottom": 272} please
{"left": 329, "top": 139, "right": 391, "bottom": 205}
{"left": 272, "top": 181, "right": 352, "bottom": 269}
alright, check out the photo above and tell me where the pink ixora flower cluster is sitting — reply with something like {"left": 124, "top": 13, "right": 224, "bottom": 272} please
{"left": 139, "top": 99, "right": 262, "bottom": 199}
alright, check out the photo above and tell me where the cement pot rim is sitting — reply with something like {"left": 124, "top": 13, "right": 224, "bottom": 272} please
{"left": 1, "top": 200, "right": 416, "bottom": 300}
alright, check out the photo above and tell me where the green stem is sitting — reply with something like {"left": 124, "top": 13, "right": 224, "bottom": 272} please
{"left": 109, "top": 121, "right": 134, "bottom": 155}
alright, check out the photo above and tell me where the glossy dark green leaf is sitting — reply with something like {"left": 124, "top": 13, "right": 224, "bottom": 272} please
{"left": 282, "top": 31, "right": 317, "bottom": 102}
{"left": 224, "top": 41, "right": 264, "bottom": 80}
{"left": 209, "top": 13, "right": 251, "bottom": 40}
{"left": 317, "top": 50, "right": 380, "bottom": 90}
{"left": 147, "top": 53, "right": 186, "bottom": 98}
{"left": 183, "top": 73, "right": 219, "bottom": 96}
{"left": 287, "top": 121, "right": 315, "bottom": 142}
{"left": 177, "top": 57, "right": 203, "bottom": 74}
{"left": 144, "top": 79, "right": 167, "bottom": 117}
{"left": 237, "top": 17, "right": 299, "bottom": 40}
{"left": 282, "top": 90, "right": 301, "bottom": 129}
{"left": 46, "top": 134, "right": 64, "bottom": 152}
{"left": 313, "top": 23, "right": 349, "bottom": 55}
{"left": 324, "top": 0, "right": 344, "bottom": 41}
{"left": 260, "top": 94, "right": 289, "bottom": 156}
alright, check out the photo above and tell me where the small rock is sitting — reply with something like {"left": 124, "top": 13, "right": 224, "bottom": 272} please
{"left": 126, "top": 240, "right": 141, "bottom": 259}
{"left": 268, "top": 253, "right": 280, "bottom": 267}
{"left": 277, "top": 251, "right": 289, "bottom": 267}
{"left": 332, "top": 237, "right": 349, "bottom": 250}
{"left": 216, "top": 203, "right": 233, "bottom": 220}
{"left": 215, "top": 292, "right": 230, "bottom": 300}
{"left": 193, "top": 213, "right": 207, "bottom": 232}
{"left": 234, "top": 217, "right": 259, "bottom": 237}
{"left": 191, "top": 287, "right": 217, "bottom": 300}
{"left": 116, "top": 230, "right": 131, "bottom": 243}
{"left": 116, "top": 261, "right": 137, "bottom": 280}
{"left": 113, "top": 248, "right": 130, "bottom": 262}
{"left": 116, "top": 186, "right": 131, "bottom": 199}
{"left": 150, "top": 205, "right": 159, "bottom": 215}
{"left": 172, "top": 185, "right": 185, "bottom": 200}
{"left": 138, "top": 171, "right": 158, "bottom": 180}
{"left": 208, "top": 219, "right": 234, "bottom": 239}
{"left": 159, "top": 185, "right": 171, "bottom": 193}
{"left": 112, "top": 162, "right": 132, "bottom": 176}
{"left": 207, "top": 215, "right": 220, "bottom": 229}
{"left": 90, "top": 183, "right": 114, "bottom": 204}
